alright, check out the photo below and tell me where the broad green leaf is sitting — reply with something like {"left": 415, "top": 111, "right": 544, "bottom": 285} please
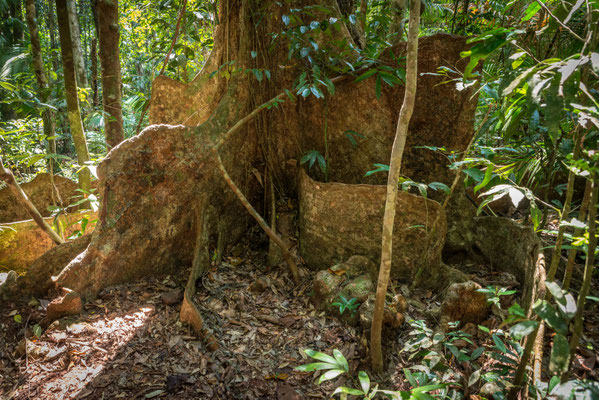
{"left": 471, "top": 346, "right": 485, "bottom": 360}
{"left": 428, "top": 182, "right": 450, "bottom": 194}
{"left": 403, "top": 368, "right": 418, "bottom": 387}
{"left": 295, "top": 362, "right": 337, "bottom": 372}
{"left": 468, "top": 369, "right": 481, "bottom": 387}
{"left": 33, "top": 324, "right": 43, "bottom": 337}
{"left": 549, "top": 333, "right": 570, "bottom": 374}
{"left": 355, "top": 69, "right": 377, "bottom": 82}
{"left": 304, "top": 349, "right": 338, "bottom": 365}
{"left": 545, "top": 282, "right": 566, "bottom": 305}
{"left": 533, "top": 300, "right": 567, "bottom": 334}
{"left": 358, "top": 371, "right": 370, "bottom": 394}
{"left": 333, "top": 349, "right": 349, "bottom": 372}
{"left": 492, "top": 334, "right": 507, "bottom": 353}
{"left": 413, "top": 392, "right": 436, "bottom": 400}
{"left": 317, "top": 368, "right": 345, "bottom": 384}
{"left": 548, "top": 375, "right": 560, "bottom": 394}
{"left": 521, "top": 2, "right": 541, "bottom": 21}
{"left": 332, "top": 387, "right": 364, "bottom": 396}
{"left": 510, "top": 320, "right": 539, "bottom": 340}
{"left": 474, "top": 165, "right": 494, "bottom": 193}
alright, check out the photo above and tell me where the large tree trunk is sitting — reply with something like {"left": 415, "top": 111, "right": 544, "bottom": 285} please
{"left": 95, "top": 0, "right": 124, "bottom": 148}
{"left": 56, "top": 0, "right": 91, "bottom": 194}
{"left": 55, "top": 0, "right": 478, "bottom": 309}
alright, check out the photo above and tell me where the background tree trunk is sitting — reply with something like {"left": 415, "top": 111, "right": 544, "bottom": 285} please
{"left": 90, "top": 37, "right": 99, "bottom": 107}
{"left": 47, "top": 0, "right": 60, "bottom": 71}
{"left": 95, "top": 0, "right": 124, "bottom": 148}
{"left": 371, "top": 0, "right": 420, "bottom": 373}
{"left": 56, "top": 0, "right": 91, "bottom": 194}
{"left": 24, "top": 0, "right": 57, "bottom": 172}
{"left": 10, "top": 0, "right": 25, "bottom": 42}
{"left": 66, "top": 0, "right": 87, "bottom": 87}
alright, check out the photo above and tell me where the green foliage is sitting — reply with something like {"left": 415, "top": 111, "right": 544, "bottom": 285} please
{"left": 295, "top": 348, "right": 349, "bottom": 384}
{"left": 476, "top": 285, "right": 517, "bottom": 308}
{"left": 300, "top": 149, "right": 327, "bottom": 176}
{"left": 331, "top": 294, "right": 360, "bottom": 316}
{"left": 296, "top": 347, "right": 448, "bottom": 399}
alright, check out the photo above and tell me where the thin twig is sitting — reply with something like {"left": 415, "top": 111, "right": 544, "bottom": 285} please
{"left": 534, "top": 0, "right": 584, "bottom": 43}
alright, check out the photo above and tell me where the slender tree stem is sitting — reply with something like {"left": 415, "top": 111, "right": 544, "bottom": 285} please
{"left": 371, "top": 0, "right": 420, "bottom": 373}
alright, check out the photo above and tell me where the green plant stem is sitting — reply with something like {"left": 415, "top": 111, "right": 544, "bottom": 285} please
{"left": 563, "top": 179, "right": 592, "bottom": 290}
{"left": 546, "top": 131, "right": 582, "bottom": 283}
{"left": 562, "top": 175, "right": 598, "bottom": 382}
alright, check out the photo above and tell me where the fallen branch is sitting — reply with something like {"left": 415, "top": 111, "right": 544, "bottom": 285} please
{"left": 0, "top": 157, "right": 64, "bottom": 245}
{"left": 213, "top": 149, "right": 300, "bottom": 285}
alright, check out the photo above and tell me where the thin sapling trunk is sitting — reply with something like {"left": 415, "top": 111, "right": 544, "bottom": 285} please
{"left": 370, "top": 0, "right": 420, "bottom": 373}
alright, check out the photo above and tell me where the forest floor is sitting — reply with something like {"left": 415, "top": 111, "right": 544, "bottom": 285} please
{"left": 1, "top": 228, "right": 599, "bottom": 399}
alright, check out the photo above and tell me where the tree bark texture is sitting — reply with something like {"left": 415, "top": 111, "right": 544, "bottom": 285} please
{"left": 371, "top": 0, "right": 421, "bottom": 373}
{"left": 54, "top": 0, "right": 478, "bottom": 305}
{"left": 24, "top": 0, "right": 57, "bottom": 171}
{"left": 66, "top": 0, "right": 87, "bottom": 87}
{"left": 91, "top": 37, "right": 99, "bottom": 106}
{"left": 96, "top": 0, "right": 124, "bottom": 148}
{"left": 56, "top": 0, "right": 91, "bottom": 193}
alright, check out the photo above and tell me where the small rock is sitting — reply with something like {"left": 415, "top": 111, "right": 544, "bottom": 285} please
{"left": 393, "top": 294, "right": 408, "bottom": 313}
{"left": 359, "top": 295, "right": 404, "bottom": 330}
{"left": 0, "top": 270, "right": 18, "bottom": 298}
{"left": 248, "top": 278, "right": 268, "bottom": 294}
{"left": 312, "top": 270, "right": 344, "bottom": 308}
{"left": 343, "top": 275, "right": 374, "bottom": 303}
{"left": 161, "top": 289, "right": 183, "bottom": 305}
{"left": 46, "top": 289, "right": 82, "bottom": 323}
{"left": 440, "top": 281, "right": 489, "bottom": 329}
{"left": 343, "top": 255, "right": 376, "bottom": 280}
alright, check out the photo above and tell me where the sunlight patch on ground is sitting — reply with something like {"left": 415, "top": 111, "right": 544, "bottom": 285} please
{"left": 17, "top": 307, "right": 153, "bottom": 399}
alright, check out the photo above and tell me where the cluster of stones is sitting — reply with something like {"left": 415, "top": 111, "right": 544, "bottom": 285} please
{"left": 311, "top": 255, "right": 407, "bottom": 331}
